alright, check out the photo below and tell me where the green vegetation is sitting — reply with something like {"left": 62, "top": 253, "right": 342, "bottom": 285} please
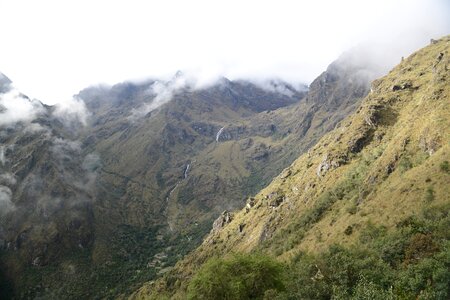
{"left": 134, "top": 35, "right": 450, "bottom": 300}
{"left": 398, "top": 155, "right": 413, "bottom": 173}
{"left": 185, "top": 203, "right": 450, "bottom": 300}
{"left": 440, "top": 160, "right": 449, "bottom": 173}
{"left": 264, "top": 154, "right": 371, "bottom": 255}
{"left": 187, "top": 253, "right": 285, "bottom": 300}
{"left": 287, "top": 203, "right": 449, "bottom": 300}
{"left": 424, "top": 186, "right": 435, "bottom": 202}
{"left": 0, "top": 260, "right": 14, "bottom": 300}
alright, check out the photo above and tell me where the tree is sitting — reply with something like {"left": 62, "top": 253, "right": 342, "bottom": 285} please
{"left": 187, "top": 253, "right": 285, "bottom": 300}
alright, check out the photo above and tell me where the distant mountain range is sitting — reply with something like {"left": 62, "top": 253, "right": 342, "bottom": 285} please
{"left": 1, "top": 40, "right": 393, "bottom": 298}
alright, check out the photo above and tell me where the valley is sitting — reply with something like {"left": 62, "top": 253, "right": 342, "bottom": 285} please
{"left": 1, "top": 30, "right": 448, "bottom": 300}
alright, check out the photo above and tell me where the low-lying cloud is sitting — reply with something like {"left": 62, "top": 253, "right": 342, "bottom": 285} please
{"left": 50, "top": 137, "right": 100, "bottom": 193}
{"left": 0, "top": 173, "right": 17, "bottom": 186}
{"left": 0, "top": 146, "right": 5, "bottom": 166}
{"left": 0, "top": 84, "right": 92, "bottom": 135}
{"left": 0, "top": 185, "right": 15, "bottom": 216}
{"left": 251, "top": 79, "right": 308, "bottom": 97}
{"left": 53, "top": 96, "right": 90, "bottom": 126}
{"left": 129, "top": 73, "right": 192, "bottom": 120}
{"left": 0, "top": 88, "right": 44, "bottom": 126}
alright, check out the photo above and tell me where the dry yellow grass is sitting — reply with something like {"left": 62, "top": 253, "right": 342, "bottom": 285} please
{"left": 131, "top": 35, "right": 450, "bottom": 299}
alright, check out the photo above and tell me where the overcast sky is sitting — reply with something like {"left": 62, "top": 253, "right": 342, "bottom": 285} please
{"left": 0, "top": 0, "right": 449, "bottom": 104}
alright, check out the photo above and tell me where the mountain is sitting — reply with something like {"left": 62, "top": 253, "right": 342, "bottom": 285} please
{"left": 78, "top": 52, "right": 381, "bottom": 298}
{"left": 0, "top": 87, "right": 99, "bottom": 298}
{"left": 133, "top": 36, "right": 450, "bottom": 299}
{"left": 0, "top": 73, "right": 12, "bottom": 93}
{"left": 1, "top": 44, "right": 385, "bottom": 298}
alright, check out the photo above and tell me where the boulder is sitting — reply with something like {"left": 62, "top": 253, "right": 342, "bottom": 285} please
{"left": 268, "top": 194, "right": 285, "bottom": 208}
{"left": 211, "top": 210, "right": 233, "bottom": 233}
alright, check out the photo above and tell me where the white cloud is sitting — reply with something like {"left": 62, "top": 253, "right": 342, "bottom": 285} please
{"left": 0, "top": 88, "right": 44, "bottom": 126}
{"left": 129, "top": 73, "right": 191, "bottom": 119}
{"left": 0, "top": 185, "right": 15, "bottom": 216}
{"left": 0, "top": 0, "right": 448, "bottom": 104}
{"left": 0, "top": 146, "right": 5, "bottom": 166}
{"left": 52, "top": 96, "right": 90, "bottom": 126}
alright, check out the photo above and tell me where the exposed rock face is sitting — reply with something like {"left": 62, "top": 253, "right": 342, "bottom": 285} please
{"left": 316, "top": 153, "right": 348, "bottom": 177}
{"left": 267, "top": 192, "right": 285, "bottom": 208}
{"left": 279, "top": 169, "right": 292, "bottom": 179}
{"left": 316, "top": 155, "right": 331, "bottom": 177}
{"left": 419, "top": 128, "right": 441, "bottom": 155}
{"left": 245, "top": 197, "right": 256, "bottom": 213}
{"left": 211, "top": 210, "right": 233, "bottom": 233}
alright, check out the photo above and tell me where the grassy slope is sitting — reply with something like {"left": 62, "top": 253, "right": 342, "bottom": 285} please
{"left": 0, "top": 49, "right": 379, "bottom": 298}
{"left": 132, "top": 36, "right": 450, "bottom": 299}
{"left": 84, "top": 66, "right": 371, "bottom": 298}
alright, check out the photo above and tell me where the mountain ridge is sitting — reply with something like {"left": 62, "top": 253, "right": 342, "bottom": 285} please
{"left": 1, "top": 42, "right": 392, "bottom": 299}
{"left": 132, "top": 35, "right": 450, "bottom": 300}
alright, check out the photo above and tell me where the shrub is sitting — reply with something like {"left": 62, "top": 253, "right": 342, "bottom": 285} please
{"left": 395, "top": 243, "right": 450, "bottom": 300}
{"left": 346, "top": 204, "right": 358, "bottom": 215}
{"left": 281, "top": 245, "right": 394, "bottom": 300}
{"left": 399, "top": 156, "right": 413, "bottom": 173}
{"left": 345, "top": 276, "right": 394, "bottom": 300}
{"left": 424, "top": 187, "right": 435, "bottom": 202}
{"left": 403, "top": 233, "right": 439, "bottom": 265}
{"left": 440, "top": 161, "right": 449, "bottom": 173}
{"left": 187, "top": 253, "right": 285, "bottom": 300}
{"left": 344, "top": 226, "right": 353, "bottom": 235}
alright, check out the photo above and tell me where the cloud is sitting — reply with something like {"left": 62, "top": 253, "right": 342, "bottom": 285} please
{"left": 52, "top": 96, "right": 90, "bottom": 126}
{"left": 9, "top": 137, "right": 102, "bottom": 218}
{"left": 250, "top": 79, "right": 308, "bottom": 97}
{"left": 23, "top": 122, "right": 51, "bottom": 134}
{"left": 51, "top": 137, "right": 81, "bottom": 155}
{"left": 82, "top": 153, "right": 101, "bottom": 172}
{"left": 0, "top": 185, "right": 15, "bottom": 216}
{"left": 80, "top": 153, "right": 101, "bottom": 190}
{"left": 0, "top": 146, "right": 5, "bottom": 166}
{"left": 50, "top": 137, "right": 101, "bottom": 191}
{"left": 0, "top": 88, "right": 44, "bottom": 126}
{"left": 1, "top": 0, "right": 447, "bottom": 105}
{"left": 0, "top": 173, "right": 16, "bottom": 186}
{"left": 0, "top": 85, "right": 91, "bottom": 130}
{"left": 129, "top": 72, "right": 192, "bottom": 119}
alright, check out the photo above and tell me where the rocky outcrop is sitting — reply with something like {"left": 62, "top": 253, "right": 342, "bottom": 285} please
{"left": 267, "top": 191, "right": 285, "bottom": 208}
{"left": 419, "top": 128, "right": 441, "bottom": 156}
{"left": 211, "top": 210, "right": 233, "bottom": 233}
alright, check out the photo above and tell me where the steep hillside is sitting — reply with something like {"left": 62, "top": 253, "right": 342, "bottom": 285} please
{"left": 134, "top": 36, "right": 450, "bottom": 299}
{"left": 0, "top": 92, "right": 98, "bottom": 298}
{"left": 78, "top": 50, "right": 380, "bottom": 299}
{"left": 1, "top": 45, "right": 384, "bottom": 299}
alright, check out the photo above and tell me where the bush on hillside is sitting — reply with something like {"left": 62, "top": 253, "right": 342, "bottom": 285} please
{"left": 187, "top": 253, "right": 285, "bottom": 300}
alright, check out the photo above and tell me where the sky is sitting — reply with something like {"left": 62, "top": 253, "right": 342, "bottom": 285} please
{"left": 0, "top": 0, "right": 449, "bottom": 105}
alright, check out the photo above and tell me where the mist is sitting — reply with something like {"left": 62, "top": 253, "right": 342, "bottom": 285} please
{"left": 0, "top": 186, "right": 14, "bottom": 216}
{"left": 53, "top": 96, "right": 90, "bottom": 126}
{"left": 0, "top": 0, "right": 447, "bottom": 105}
{"left": 129, "top": 72, "right": 192, "bottom": 119}
{"left": 0, "top": 88, "right": 44, "bottom": 126}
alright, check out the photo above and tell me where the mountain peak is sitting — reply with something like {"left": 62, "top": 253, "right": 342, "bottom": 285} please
{"left": 0, "top": 72, "right": 12, "bottom": 93}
